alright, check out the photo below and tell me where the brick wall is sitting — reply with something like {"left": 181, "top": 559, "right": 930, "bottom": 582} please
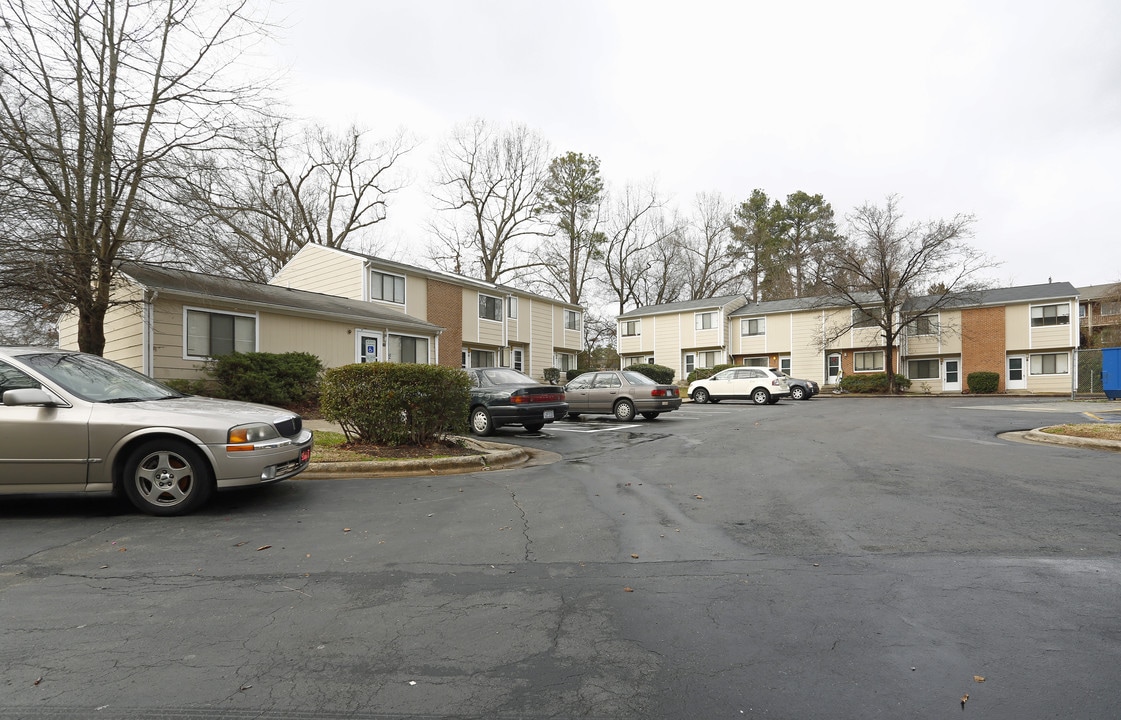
{"left": 427, "top": 279, "right": 463, "bottom": 367}
{"left": 962, "top": 306, "right": 1006, "bottom": 391}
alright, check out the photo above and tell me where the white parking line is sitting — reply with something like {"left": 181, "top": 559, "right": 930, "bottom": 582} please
{"left": 550, "top": 423, "right": 642, "bottom": 434}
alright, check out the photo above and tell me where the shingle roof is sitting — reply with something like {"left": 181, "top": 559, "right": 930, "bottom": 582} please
{"left": 905, "top": 281, "right": 1079, "bottom": 310}
{"left": 1077, "top": 282, "right": 1121, "bottom": 300}
{"left": 120, "top": 262, "right": 443, "bottom": 333}
{"left": 617, "top": 294, "right": 746, "bottom": 319}
{"left": 728, "top": 292, "right": 882, "bottom": 317}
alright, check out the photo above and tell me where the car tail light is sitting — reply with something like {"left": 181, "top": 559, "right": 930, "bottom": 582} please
{"left": 650, "top": 388, "right": 678, "bottom": 397}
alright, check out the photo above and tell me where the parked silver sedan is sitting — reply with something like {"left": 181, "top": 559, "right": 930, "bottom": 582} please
{"left": 0, "top": 347, "right": 313, "bottom": 515}
{"left": 564, "top": 370, "right": 682, "bottom": 421}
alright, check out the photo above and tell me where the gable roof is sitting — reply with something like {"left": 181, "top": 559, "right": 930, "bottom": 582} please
{"left": 291, "top": 245, "right": 584, "bottom": 310}
{"left": 120, "top": 262, "right": 443, "bottom": 334}
{"left": 618, "top": 294, "right": 746, "bottom": 319}
{"left": 905, "top": 281, "right": 1079, "bottom": 311}
{"left": 1077, "top": 282, "right": 1121, "bottom": 301}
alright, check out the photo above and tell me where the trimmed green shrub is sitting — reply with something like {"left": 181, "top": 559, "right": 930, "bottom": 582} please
{"left": 163, "top": 377, "right": 219, "bottom": 397}
{"left": 687, "top": 363, "right": 734, "bottom": 384}
{"left": 206, "top": 352, "right": 323, "bottom": 407}
{"left": 967, "top": 371, "right": 1000, "bottom": 394}
{"left": 839, "top": 372, "right": 911, "bottom": 393}
{"left": 320, "top": 362, "right": 471, "bottom": 445}
{"left": 624, "top": 363, "right": 675, "bottom": 384}
{"left": 566, "top": 368, "right": 588, "bottom": 381}
{"left": 543, "top": 367, "right": 561, "bottom": 384}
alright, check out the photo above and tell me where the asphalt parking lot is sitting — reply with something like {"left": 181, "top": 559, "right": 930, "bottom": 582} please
{"left": 2, "top": 397, "right": 1119, "bottom": 719}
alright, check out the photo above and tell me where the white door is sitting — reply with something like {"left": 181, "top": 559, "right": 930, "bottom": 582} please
{"left": 827, "top": 353, "right": 842, "bottom": 385}
{"left": 943, "top": 357, "right": 961, "bottom": 393}
{"left": 1007, "top": 355, "right": 1027, "bottom": 390}
{"left": 357, "top": 332, "right": 381, "bottom": 363}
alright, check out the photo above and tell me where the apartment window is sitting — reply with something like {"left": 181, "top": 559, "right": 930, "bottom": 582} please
{"left": 911, "top": 314, "right": 937, "bottom": 336}
{"left": 507, "top": 296, "right": 518, "bottom": 319}
{"left": 853, "top": 308, "right": 882, "bottom": 328}
{"left": 388, "top": 334, "right": 429, "bottom": 364}
{"left": 479, "top": 294, "right": 503, "bottom": 321}
{"left": 565, "top": 310, "right": 581, "bottom": 331}
{"left": 740, "top": 317, "right": 765, "bottom": 336}
{"left": 854, "top": 351, "right": 884, "bottom": 372}
{"left": 696, "top": 351, "right": 718, "bottom": 368}
{"left": 779, "top": 357, "right": 791, "bottom": 374}
{"left": 554, "top": 352, "right": 575, "bottom": 371}
{"left": 908, "top": 359, "right": 939, "bottom": 379}
{"left": 742, "top": 357, "right": 768, "bottom": 367}
{"left": 511, "top": 348, "right": 524, "bottom": 372}
{"left": 684, "top": 353, "right": 695, "bottom": 374}
{"left": 468, "top": 349, "right": 496, "bottom": 368}
{"left": 370, "top": 270, "right": 405, "bottom": 304}
{"left": 185, "top": 309, "right": 255, "bottom": 358}
{"left": 1030, "top": 352, "right": 1069, "bottom": 375}
{"left": 1030, "top": 304, "right": 1070, "bottom": 327}
{"left": 1102, "top": 301, "right": 1121, "bottom": 316}
{"left": 622, "top": 320, "right": 641, "bottom": 337}
{"left": 695, "top": 312, "right": 716, "bottom": 330}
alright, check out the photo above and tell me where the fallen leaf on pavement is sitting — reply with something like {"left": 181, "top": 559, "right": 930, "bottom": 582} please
{"left": 630, "top": 554, "right": 639, "bottom": 559}
{"left": 973, "top": 675, "right": 985, "bottom": 683}
{"left": 623, "top": 587, "right": 634, "bottom": 592}
{"left": 256, "top": 545, "right": 271, "bottom": 551}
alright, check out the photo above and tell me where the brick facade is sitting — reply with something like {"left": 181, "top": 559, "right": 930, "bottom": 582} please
{"left": 961, "top": 306, "right": 1006, "bottom": 391}
{"left": 427, "top": 278, "right": 463, "bottom": 367}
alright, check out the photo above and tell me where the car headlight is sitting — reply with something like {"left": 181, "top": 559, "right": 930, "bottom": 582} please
{"left": 228, "top": 423, "right": 280, "bottom": 444}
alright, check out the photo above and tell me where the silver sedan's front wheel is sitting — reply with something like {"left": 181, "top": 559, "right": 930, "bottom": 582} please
{"left": 122, "top": 439, "right": 213, "bottom": 516}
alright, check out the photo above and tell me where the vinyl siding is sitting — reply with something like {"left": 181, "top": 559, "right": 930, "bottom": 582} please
{"left": 530, "top": 300, "right": 554, "bottom": 376}
{"left": 1005, "top": 304, "right": 1030, "bottom": 350}
{"left": 654, "top": 315, "right": 682, "bottom": 370}
{"left": 269, "top": 244, "right": 365, "bottom": 300}
{"left": 789, "top": 311, "right": 824, "bottom": 383}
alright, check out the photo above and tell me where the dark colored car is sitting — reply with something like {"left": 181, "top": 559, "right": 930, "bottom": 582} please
{"left": 771, "top": 368, "right": 819, "bottom": 400}
{"left": 466, "top": 368, "right": 568, "bottom": 436}
{"left": 564, "top": 370, "right": 682, "bottom": 421}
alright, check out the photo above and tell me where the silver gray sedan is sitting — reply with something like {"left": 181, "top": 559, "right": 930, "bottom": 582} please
{"left": 564, "top": 369, "right": 682, "bottom": 421}
{"left": 0, "top": 347, "right": 313, "bottom": 515}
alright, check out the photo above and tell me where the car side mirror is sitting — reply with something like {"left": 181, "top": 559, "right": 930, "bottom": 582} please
{"left": 3, "top": 388, "right": 60, "bottom": 407}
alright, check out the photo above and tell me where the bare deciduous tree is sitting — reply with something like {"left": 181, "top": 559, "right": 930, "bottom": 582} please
{"left": 680, "top": 192, "right": 744, "bottom": 300}
{"left": 0, "top": 0, "right": 269, "bottom": 354}
{"left": 181, "top": 121, "right": 411, "bottom": 282}
{"left": 818, "top": 194, "right": 995, "bottom": 392}
{"left": 600, "top": 183, "right": 666, "bottom": 314}
{"left": 430, "top": 119, "right": 550, "bottom": 283}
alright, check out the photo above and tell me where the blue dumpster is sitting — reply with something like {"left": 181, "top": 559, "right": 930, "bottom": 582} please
{"left": 1104, "top": 347, "right": 1121, "bottom": 400}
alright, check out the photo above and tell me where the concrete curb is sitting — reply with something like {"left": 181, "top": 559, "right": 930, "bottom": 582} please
{"left": 301, "top": 437, "right": 531, "bottom": 479}
{"left": 1022, "top": 428, "right": 1121, "bottom": 452}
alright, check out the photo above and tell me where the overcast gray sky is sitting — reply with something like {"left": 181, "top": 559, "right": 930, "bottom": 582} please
{"left": 273, "top": 0, "right": 1121, "bottom": 289}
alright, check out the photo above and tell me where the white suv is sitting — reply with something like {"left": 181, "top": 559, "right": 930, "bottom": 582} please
{"left": 688, "top": 367, "right": 791, "bottom": 405}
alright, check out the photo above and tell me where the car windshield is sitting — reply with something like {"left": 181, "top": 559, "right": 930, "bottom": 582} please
{"left": 621, "top": 371, "right": 656, "bottom": 385}
{"left": 473, "top": 368, "right": 540, "bottom": 387}
{"left": 21, "top": 352, "right": 183, "bottom": 403}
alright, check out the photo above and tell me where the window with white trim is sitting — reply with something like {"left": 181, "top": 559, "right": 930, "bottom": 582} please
{"left": 507, "top": 296, "right": 518, "bottom": 319}
{"left": 479, "top": 293, "right": 503, "bottom": 321}
{"left": 853, "top": 308, "right": 882, "bottom": 328}
{"left": 908, "top": 359, "right": 939, "bottom": 379}
{"left": 779, "top": 356, "right": 791, "bottom": 374}
{"left": 1030, "top": 303, "right": 1069, "bottom": 327}
{"left": 388, "top": 334, "right": 429, "bottom": 364}
{"left": 564, "top": 310, "right": 581, "bottom": 331}
{"left": 554, "top": 352, "right": 576, "bottom": 371}
{"left": 185, "top": 309, "right": 255, "bottom": 358}
{"left": 910, "top": 314, "right": 938, "bottom": 336}
{"left": 695, "top": 312, "right": 716, "bottom": 330}
{"left": 740, "top": 317, "right": 765, "bottom": 336}
{"left": 468, "top": 349, "right": 496, "bottom": 368}
{"left": 370, "top": 270, "right": 405, "bottom": 304}
{"left": 1030, "top": 352, "right": 1069, "bottom": 375}
{"left": 742, "top": 357, "right": 768, "bottom": 367}
{"left": 511, "top": 348, "right": 524, "bottom": 372}
{"left": 854, "top": 351, "right": 884, "bottom": 372}
{"left": 621, "top": 320, "right": 640, "bottom": 336}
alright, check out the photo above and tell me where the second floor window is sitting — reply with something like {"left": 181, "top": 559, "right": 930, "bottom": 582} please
{"left": 910, "top": 314, "right": 937, "bottom": 336}
{"left": 622, "top": 320, "right": 640, "bottom": 336}
{"left": 479, "top": 294, "right": 503, "bottom": 321}
{"left": 741, "top": 317, "right": 765, "bottom": 336}
{"left": 565, "top": 310, "right": 581, "bottom": 330}
{"left": 371, "top": 271, "right": 405, "bottom": 304}
{"left": 695, "top": 312, "right": 716, "bottom": 330}
{"left": 853, "top": 308, "right": 882, "bottom": 328}
{"left": 1031, "top": 304, "right": 1070, "bottom": 327}
{"left": 507, "top": 296, "right": 518, "bottom": 319}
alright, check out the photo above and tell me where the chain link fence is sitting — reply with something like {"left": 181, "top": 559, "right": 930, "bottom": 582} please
{"left": 1075, "top": 348, "right": 1105, "bottom": 396}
